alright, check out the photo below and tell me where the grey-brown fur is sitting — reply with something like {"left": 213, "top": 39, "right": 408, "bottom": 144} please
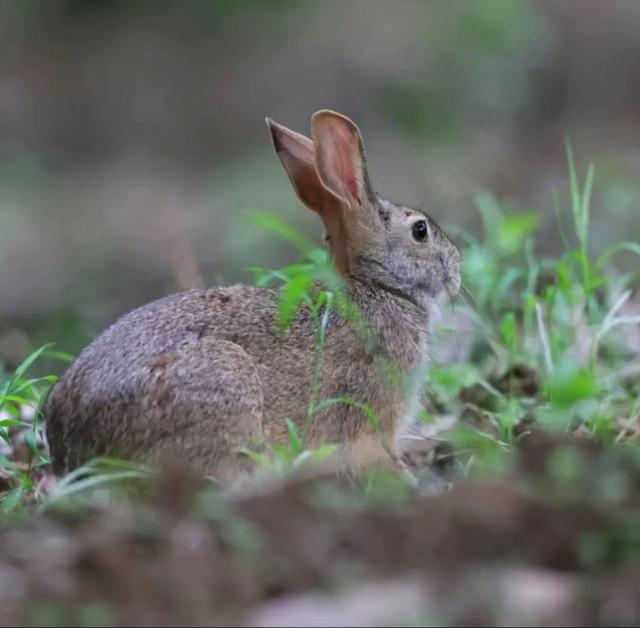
{"left": 45, "top": 110, "right": 461, "bottom": 484}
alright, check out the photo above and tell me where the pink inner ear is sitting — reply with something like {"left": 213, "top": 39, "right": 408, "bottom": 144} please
{"left": 336, "top": 125, "right": 361, "bottom": 204}
{"left": 276, "top": 128, "right": 315, "bottom": 168}
{"left": 321, "top": 122, "right": 362, "bottom": 206}
{"left": 346, "top": 174, "right": 360, "bottom": 205}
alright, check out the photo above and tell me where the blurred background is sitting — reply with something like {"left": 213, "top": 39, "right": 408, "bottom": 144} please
{"left": 1, "top": 0, "right": 639, "bottom": 367}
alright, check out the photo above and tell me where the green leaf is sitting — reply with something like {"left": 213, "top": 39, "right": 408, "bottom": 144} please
{"left": 597, "top": 241, "right": 640, "bottom": 268}
{"left": 544, "top": 367, "right": 599, "bottom": 408}
{"left": 234, "top": 447, "right": 270, "bottom": 467}
{"left": 43, "top": 349, "right": 75, "bottom": 363}
{"left": 49, "top": 457, "right": 151, "bottom": 498}
{"left": 291, "top": 450, "right": 313, "bottom": 468}
{"left": 277, "top": 273, "right": 312, "bottom": 330}
{"left": 565, "top": 141, "right": 594, "bottom": 254}
{"left": 0, "top": 418, "right": 28, "bottom": 429}
{"left": 247, "top": 211, "right": 315, "bottom": 253}
{"left": 309, "top": 444, "right": 338, "bottom": 463}
{"left": 271, "top": 442, "right": 293, "bottom": 465}
{"left": 496, "top": 212, "right": 540, "bottom": 254}
{"left": 447, "top": 425, "right": 509, "bottom": 473}
{"left": 0, "top": 453, "right": 16, "bottom": 471}
{"left": 499, "top": 311, "right": 518, "bottom": 353}
{"left": 0, "top": 429, "right": 11, "bottom": 446}
{"left": 285, "top": 419, "right": 303, "bottom": 456}
{"left": 427, "top": 363, "right": 481, "bottom": 392}
{"left": 418, "top": 411, "right": 436, "bottom": 424}
{"left": 11, "top": 376, "right": 57, "bottom": 395}
{"left": 0, "top": 488, "right": 23, "bottom": 513}
{"left": 307, "top": 248, "right": 329, "bottom": 264}
{"left": 45, "top": 470, "right": 148, "bottom": 505}
{"left": 24, "top": 431, "right": 39, "bottom": 457}
{"left": 11, "top": 343, "right": 54, "bottom": 382}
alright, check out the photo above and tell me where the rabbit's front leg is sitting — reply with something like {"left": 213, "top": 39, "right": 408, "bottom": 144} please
{"left": 335, "top": 433, "right": 417, "bottom": 486}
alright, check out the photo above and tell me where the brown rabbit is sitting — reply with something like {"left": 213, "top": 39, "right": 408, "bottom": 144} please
{"left": 45, "top": 110, "right": 461, "bottom": 484}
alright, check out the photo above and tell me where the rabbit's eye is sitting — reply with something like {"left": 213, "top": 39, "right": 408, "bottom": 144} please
{"left": 412, "top": 220, "right": 428, "bottom": 242}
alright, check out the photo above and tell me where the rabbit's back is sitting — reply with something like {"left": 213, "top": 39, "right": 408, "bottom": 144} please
{"left": 46, "top": 284, "right": 316, "bottom": 475}
{"left": 55, "top": 285, "right": 280, "bottom": 393}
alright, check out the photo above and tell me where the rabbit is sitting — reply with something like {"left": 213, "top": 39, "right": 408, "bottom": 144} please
{"left": 45, "top": 110, "right": 461, "bottom": 484}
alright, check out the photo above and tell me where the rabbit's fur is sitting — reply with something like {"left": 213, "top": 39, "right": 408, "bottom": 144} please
{"left": 45, "top": 110, "right": 461, "bottom": 483}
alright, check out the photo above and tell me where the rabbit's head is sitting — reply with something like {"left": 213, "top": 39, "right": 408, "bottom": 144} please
{"left": 267, "top": 110, "right": 460, "bottom": 309}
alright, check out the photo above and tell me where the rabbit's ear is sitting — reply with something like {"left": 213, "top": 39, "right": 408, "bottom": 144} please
{"left": 267, "top": 117, "right": 349, "bottom": 273}
{"left": 266, "top": 117, "right": 340, "bottom": 213}
{"left": 311, "top": 110, "right": 374, "bottom": 211}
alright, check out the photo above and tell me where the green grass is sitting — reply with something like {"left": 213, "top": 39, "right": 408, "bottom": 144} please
{"left": 432, "top": 146, "right": 640, "bottom": 471}
{"left": 0, "top": 343, "right": 68, "bottom": 511}
{"left": 0, "top": 147, "right": 639, "bottom": 509}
